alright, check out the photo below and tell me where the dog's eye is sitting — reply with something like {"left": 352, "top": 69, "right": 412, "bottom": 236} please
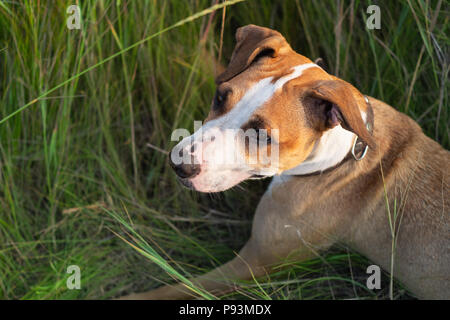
{"left": 213, "top": 89, "right": 229, "bottom": 111}
{"left": 216, "top": 94, "right": 224, "bottom": 104}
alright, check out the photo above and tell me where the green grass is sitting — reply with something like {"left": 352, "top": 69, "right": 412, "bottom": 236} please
{"left": 0, "top": 0, "right": 447, "bottom": 300}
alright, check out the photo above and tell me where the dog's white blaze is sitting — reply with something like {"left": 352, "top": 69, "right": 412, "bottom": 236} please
{"left": 282, "top": 110, "right": 368, "bottom": 175}
{"left": 230, "top": 62, "right": 321, "bottom": 128}
{"left": 201, "top": 63, "right": 320, "bottom": 132}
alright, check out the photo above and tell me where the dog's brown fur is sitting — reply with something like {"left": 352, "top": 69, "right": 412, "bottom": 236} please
{"left": 122, "top": 25, "right": 449, "bottom": 300}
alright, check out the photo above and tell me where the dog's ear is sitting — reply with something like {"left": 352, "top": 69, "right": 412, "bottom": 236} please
{"left": 216, "top": 25, "right": 291, "bottom": 84}
{"left": 304, "top": 80, "right": 376, "bottom": 149}
{"left": 314, "top": 58, "right": 328, "bottom": 73}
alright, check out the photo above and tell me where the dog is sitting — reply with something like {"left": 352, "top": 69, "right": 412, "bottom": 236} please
{"left": 123, "top": 25, "right": 449, "bottom": 300}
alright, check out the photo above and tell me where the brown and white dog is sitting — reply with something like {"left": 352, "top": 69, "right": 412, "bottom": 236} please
{"left": 125, "top": 25, "right": 449, "bottom": 299}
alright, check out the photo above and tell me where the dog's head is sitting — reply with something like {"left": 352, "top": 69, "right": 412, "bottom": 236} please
{"left": 170, "top": 25, "right": 375, "bottom": 192}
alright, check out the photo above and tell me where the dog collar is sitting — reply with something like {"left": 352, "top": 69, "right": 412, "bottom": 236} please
{"left": 351, "top": 96, "right": 374, "bottom": 161}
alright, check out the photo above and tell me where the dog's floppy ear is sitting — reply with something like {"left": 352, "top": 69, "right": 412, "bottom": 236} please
{"left": 216, "top": 25, "right": 291, "bottom": 84}
{"left": 306, "top": 80, "right": 376, "bottom": 150}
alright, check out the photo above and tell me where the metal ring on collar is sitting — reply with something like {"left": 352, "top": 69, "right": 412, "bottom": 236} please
{"left": 351, "top": 136, "right": 369, "bottom": 161}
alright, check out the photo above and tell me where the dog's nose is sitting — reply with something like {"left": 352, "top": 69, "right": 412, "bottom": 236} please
{"left": 169, "top": 153, "right": 201, "bottom": 179}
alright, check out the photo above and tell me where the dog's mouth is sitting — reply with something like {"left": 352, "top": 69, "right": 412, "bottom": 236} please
{"left": 248, "top": 174, "right": 270, "bottom": 180}
{"left": 175, "top": 172, "right": 270, "bottom": 192}
{"left": 177, "top": 177, "right": 195, "bottom": 189}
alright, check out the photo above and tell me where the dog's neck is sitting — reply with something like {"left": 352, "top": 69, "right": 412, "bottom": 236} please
{"left": 282, "top": 98, "right": 372, "bottom": 176}
{"left": 282, "top": 125, "right": 357, "bottom": 176}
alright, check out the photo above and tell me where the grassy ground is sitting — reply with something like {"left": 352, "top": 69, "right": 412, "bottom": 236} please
{"left": 0, "top": 0, "right": 447, "bottom": 299}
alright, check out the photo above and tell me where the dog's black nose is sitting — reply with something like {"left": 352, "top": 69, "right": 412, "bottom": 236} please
{"left": 169, "top": 153, "right": 201, "bottom": 179}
